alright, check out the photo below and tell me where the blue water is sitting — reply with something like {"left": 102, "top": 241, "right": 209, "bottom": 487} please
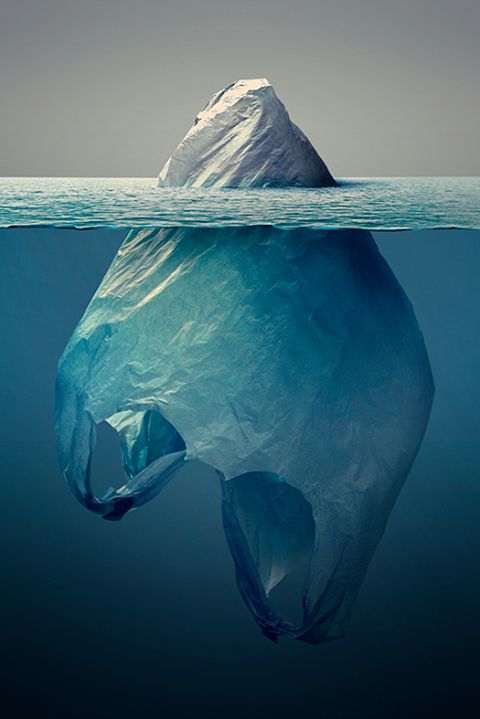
{"left": 0, "top": 176, "right": 479, "bottom": 229}
{"left": 0, "top": 177, "right": 479, "bottom": 717}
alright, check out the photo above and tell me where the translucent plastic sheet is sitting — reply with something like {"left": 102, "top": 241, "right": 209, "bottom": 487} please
{"left": 56, "top": 226, "right": 433, "bottom": 642}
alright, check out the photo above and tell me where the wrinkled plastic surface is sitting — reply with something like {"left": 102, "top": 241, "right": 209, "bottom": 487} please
{"left": 158, "top": 79, "right": 335, "bottom": 189}
{"left": 56, "top": 226, "right": 433, "bottom": 642}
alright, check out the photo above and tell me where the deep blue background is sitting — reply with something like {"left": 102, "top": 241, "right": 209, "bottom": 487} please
{"left": 0, "top": 228, "right": 479, "bottom": 718}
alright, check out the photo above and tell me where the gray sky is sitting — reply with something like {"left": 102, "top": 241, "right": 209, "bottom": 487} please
{"left": 1, "top": 0, "right": 478, "bottom": 177}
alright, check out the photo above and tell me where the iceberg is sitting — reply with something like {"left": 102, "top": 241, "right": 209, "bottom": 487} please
{"left": 158, "top": 78, "right": 335, "bottom": 188}
{"left": 56, "top": 80, "right": 433, "bottom": 643}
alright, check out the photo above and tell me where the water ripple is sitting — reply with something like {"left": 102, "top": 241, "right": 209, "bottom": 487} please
{"left": 0, "top": 177, "right": 479, "bottom": 230}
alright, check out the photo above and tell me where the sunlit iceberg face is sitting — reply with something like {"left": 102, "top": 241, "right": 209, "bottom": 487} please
{"left": 56, "top": 226, "right": 433, "bottom": 643}
{"left": 157, "top": 79, "right": 335, "bottom": 188}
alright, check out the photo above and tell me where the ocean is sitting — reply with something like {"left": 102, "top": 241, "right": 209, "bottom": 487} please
{"left": 0, "top": 176, "right": 479, "bottom": 229}
{"left": 0, "top": 178, "right": 479, "bottom": 718}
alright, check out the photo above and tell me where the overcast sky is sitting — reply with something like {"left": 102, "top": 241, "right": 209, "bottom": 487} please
{"left": 1, "top": 0, "right": 478, "bottom": 177}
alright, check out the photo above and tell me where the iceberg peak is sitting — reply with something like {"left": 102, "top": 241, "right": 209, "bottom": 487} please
{"left": 158, "top": 78, "right": 335, "bottom": 188}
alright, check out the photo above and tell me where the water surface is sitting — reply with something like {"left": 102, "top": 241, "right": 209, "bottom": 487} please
{"left": 0, "top": 176, "right": 478, "bottom": 230}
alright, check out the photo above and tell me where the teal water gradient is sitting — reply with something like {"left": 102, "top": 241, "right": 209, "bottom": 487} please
{"left": 0, "top": 226, "right": 479, "bottom": 717}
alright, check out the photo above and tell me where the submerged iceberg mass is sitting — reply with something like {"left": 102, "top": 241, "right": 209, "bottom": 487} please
{"left": 157, "top": 79, "right": 335, "bottom": 188}
{"left": 56, "top": 80, "right": 433, "bottom": 643}
{"left": 56, "top": 225, "right": 433, "bottom": 642}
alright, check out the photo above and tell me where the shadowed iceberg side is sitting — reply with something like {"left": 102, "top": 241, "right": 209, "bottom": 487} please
{"left": 56, "top": 225, "right": 433, "bottom": 642}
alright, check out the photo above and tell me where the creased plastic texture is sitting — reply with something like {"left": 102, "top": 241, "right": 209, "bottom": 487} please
{"left": 157, "top": 78, "right": 335, "bottom": 188}
{"left": 56, "top": 78, "right": 433, "bottom": 643}
{"left": 56, "top": 225, "right": 434, "bottom": 642}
